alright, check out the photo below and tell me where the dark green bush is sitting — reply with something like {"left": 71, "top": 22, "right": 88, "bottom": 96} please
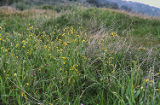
{"left": 12, "top": 1, "right": 31, "bottom": 10}
{"left": 41, "top": 5, "right": 54, "bottom": 10}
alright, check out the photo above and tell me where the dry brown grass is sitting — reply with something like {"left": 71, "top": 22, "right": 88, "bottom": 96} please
{"left": 0, "top": 6, "right": 59, "bottom": 18}
{"left": 0, "top": 6, "right": 19, "bottom": 14}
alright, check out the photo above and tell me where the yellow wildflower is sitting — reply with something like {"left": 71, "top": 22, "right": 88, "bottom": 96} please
{"left": 29, "top": 33, "right": 33, "bottom": 37}
{"left": 106, "top": 61, "right": 109, "bottom": 64}
{"left": 5, "top": 49, "right": 8, "bottom": 52}
{"left": 109, "top": 57, "right": 113, "bottom": 60}
{"left": 142, "top": 47, "right": 146, "bottom": 51}
{"left": 110, "top": 32, "right": 116, "bottom": 37}
{"left": 16, "top": 44, "right": 19, "bottom": 47}
{"left": 60, "top": 68, "right": 62, "bottom": 71}
{"left": 27, "top": 50, "right": 31, "bottom": 54}
{"left": 138, "top": 47, "right": 146, "bottom": 51}
{"left": 26, "top": 83, "right": 29, "bottom": 86}
{"left": 11, "top": 42, "right": 13, "bottom": 47}
{"left": 64, "top": 42, "right": 68, "bottom": 46}
{"left": 0, "top": 38, "right": 2, "bottom": 41}
{"left": 44, "top": 45, "right": 47, "bottom": 49}
{"left": 83, "top": 56, "right": 87, "bottom": 59}
{"left": 155, "top": 89, "right": 159, "bottom": 92}
{"left": 76, "top": 64, "right": 78, "bottom": 67}
{"left": 58, "top": 39, "right": 62, "bottom": 44}
{"left": 21, "top": 92, "right": 25, "bottom": 97}
{"left": 145, "top": 79, "right": 149, "bottom": 83}
{"left": 11, "top": 53, "right": 14, "bottom": 57}
{"left": 14, "top": 73, "right": 17, "bottom": 77}
{"left": 61, "top": 57, "right": 66, "bottom": 60}
{"left": 72, "top": 65, "right": 75, "bottom": 70}
{"left": 75, "top": 69, "right": 78, "bottom": 73}
{"left": 82, "top": 40, "right": 86, "bottom": 42}
{"left": 62, "top": 33, "right": 65, "bottom": 36}
{"left": 22, "top": 40, "right": 25, "bottom": 43}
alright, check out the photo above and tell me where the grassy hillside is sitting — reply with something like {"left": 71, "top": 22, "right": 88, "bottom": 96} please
{"left": 0, "top": 5, "right": 160, "bottom": 105}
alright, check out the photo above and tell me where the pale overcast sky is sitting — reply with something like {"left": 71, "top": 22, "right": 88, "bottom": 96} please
{"left": 125, "top": 0, "right": 160, "bottom": 8}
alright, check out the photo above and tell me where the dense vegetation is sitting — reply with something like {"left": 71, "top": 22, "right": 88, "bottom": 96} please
{"left": 0, "top": 3, "right": 160, "bottom": 105}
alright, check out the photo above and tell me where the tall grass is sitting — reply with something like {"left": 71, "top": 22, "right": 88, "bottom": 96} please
{"left": 0, "top": 5, "right": 160, "bottom": 105}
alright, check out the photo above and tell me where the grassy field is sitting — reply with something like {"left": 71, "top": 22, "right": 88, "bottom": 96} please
{"left": 0, "top": 4, "right": 160, "bottom": 105}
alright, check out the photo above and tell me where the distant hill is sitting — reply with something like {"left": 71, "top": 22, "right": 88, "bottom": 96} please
{"left": 76, "top": 0, "right": 160, "bottom": 17}
{"left": 107, "top": 0, "right": 160, "bottom": 17}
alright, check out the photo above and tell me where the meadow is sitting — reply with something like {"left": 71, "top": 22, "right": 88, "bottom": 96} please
{"left": 0, "top": 4, "right": 160, "bottom": 105}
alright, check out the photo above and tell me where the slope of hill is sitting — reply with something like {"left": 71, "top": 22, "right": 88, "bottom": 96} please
{"left": 108, "top": 0, "right": 160, "bottom": 16}
{"left": 0, "top": 4, "right": 160, "bottom": 105}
